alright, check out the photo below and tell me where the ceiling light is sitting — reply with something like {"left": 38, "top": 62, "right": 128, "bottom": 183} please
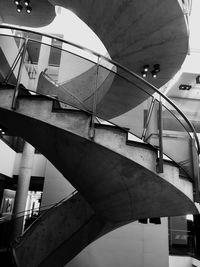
{"left": 14, "top": 0, "right": 20, "bottom": 5}
{"left": 16, "top": 4, "right": 23, "bottom": 12}
{"left": 26, "top": 5, "right": 32, "bottom": 13}
{"left": 143, "top": 64, "right": 149, "bottom": 72}
{"left": 153, "top": 64, "right": 160, "bottom": 73}
{"left": 179, "top": 84, "right": 192, "bottom": 90}
{"left": 151, "top": 70, "right": 157, "bottom": 78}
{"left": 24, "top": 0, "right": 30, "bottom": 6}
{"left": 141, "top": 71, "right": 147, "bottom": 78}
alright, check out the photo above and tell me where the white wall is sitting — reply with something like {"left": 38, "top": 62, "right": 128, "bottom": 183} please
{"left": 0, "top": 139, "right": 16, "bottom": 177}
{"left": 169, "top": 256, "right": 191, "bottom": 267}
{"left": 66, "top": 218, "right": 169, "bottom": 267}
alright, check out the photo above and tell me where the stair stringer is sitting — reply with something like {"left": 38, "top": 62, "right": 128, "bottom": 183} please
{"left": 12, "top": 192, "right": 106, "bottom": 267}
{"left": 0, "top": 89, "right": 198, "bottom": 223}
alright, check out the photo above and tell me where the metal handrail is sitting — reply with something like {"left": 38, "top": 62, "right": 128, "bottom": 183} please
{"left": 0, "top": 191, "right": 77, "bottom": 224}
{"left": 0, "top": 23, "right": 199, "bottom": 180}
{"left": 0, "top": 24, "right": 198, "bottom": 153}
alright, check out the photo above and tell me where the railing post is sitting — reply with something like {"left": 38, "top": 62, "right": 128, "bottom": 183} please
{"left": 11, "top": 38, "right": 28, "bottom": 110}
{"left": 191, "top": 138, "right": 200, "bottom": 203}
{"left": 89, "top": 56, "right": 100, "bottom": 139}
{"left": 3, "top": 42, "right": 24, "bottom": 85}
{"left": 157, "top": 99, "right": 163, "bottom": 173}
{"left": 142, "top": 98, "right": 155, "bottom": 140}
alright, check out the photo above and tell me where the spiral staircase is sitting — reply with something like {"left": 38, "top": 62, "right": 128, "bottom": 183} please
{"left": 0, "top": 0, "right": 199, "bottom": 266}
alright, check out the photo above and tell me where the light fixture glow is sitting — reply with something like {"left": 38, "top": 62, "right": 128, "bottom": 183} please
{"left": 26, "top": 5, "right": 32, "bottom": 13}
{"left": 14, "top": 0, "right": 20, "bottom": 5}
{"left": 153, "top": 64, "right": 160, "bottom": 73}
{"left": 24, "top": 0, "right": 30, "bottom": 6}
{"left": 141, "top": 71, "right": 147, "bottom": 78}
{"left": 17, "top": 4, "right": 23, "bottom": 12}
{"left": 152, "top": 70, "right": 157, "bottom": 78}
{"left": 186, "top": 214, "right": 194, "bottom": 221}
{"left": 143, "top": 64, "right": 149, "bottom": 72}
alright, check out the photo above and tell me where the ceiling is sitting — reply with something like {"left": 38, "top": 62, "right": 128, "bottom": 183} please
{"left": 0, "top": 0, "right": 189, "bottom": 89}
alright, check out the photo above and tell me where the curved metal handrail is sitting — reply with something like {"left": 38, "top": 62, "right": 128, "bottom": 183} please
{"left": 0, "top": 24, "right": 198, "bottom": 153}
{"left": 0, "top": 191, "right": 77, "bottom": 224}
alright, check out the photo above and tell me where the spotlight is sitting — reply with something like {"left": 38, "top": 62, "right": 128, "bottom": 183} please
{"left": 24, "top": 0, "right": 30, "bottom": 6}
{"left": 14, "top": 0, "right": 20, "bottom": 5}
{"left": 153, "top": 64, "right": 160, "bottom": 73}
{"left": 143, "top": 64, "right": 149, "bottom": 72}
{"left": 141, "top": 71, "right": 147, "bottom": 78}
{"left": 16, "top": 4, "right": 23, "bottom": 12}
{"left": 179, "top": 84, "right": 192, "bottom": 90}
{"left": 26, "top": 5, "right": 32, "bottom": 13}
{"left": 151, "top": 70, "right": 157, "bottom": 78}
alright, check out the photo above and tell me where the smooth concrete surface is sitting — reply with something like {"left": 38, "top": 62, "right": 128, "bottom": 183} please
{"left": 0, "top": 90, "right": 198, "bottom": 222}
{"left": 13, "top": 193, "right": 105, "bottom": 267}
{"left": 12, "top": 93, "right": 195, "bottom": 202}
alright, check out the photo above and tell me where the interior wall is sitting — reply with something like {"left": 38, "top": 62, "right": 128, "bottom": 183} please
{"left": 169, "top": 256, "right": 191, "bottom": 267}
{"left": 0, "top": 139, "right": 16, "bottom": 177}
{"left": 66, "top": 218, "right": 169, "bottom": 267}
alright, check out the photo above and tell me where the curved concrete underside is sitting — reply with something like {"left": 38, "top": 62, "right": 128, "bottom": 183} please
{"left": 13, "top": 193, "right": 135, "bottom": 267}
{"left": 0, "top": 0, "right": 189, "bottom": 118}
{"left": 0, "top": 89, "right": 198, "bottom": 222}
{"left": 13, "top": 193, "right": 105, "bottom": 267}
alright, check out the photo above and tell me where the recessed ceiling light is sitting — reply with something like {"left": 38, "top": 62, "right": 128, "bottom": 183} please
{"left": 24, "top": 0, "right": 30, "bottom": 6}
{"left": 16, "top": 4, "right": 23, "bottom": 13}
{"left": 26, "top": 5, "right": 32, "bottom": 13}
{"left": 14, "top": 0, "right": 20, "bottom": 5}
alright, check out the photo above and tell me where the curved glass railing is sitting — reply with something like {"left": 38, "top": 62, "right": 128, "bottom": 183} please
{"left": 0, "top": 25, "right": 199, "bottom": 200}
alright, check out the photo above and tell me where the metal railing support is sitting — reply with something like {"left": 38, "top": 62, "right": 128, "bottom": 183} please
{"left": 3, "top": 42, "right": 24, "bottom": 85}
{"left": 11, "top": 38, "right": 28, "bottom": 110}
{"left": 157, "top": 100, "right": 164, "bottom": 173}
{"left": 192, "top": 138, "right": 200, "bottom": 203}
{"left": 142, "top": 98, "right": 155, "bottom": 140}
{"left": 89, "top": 56, "right": 100, "bottom": 139}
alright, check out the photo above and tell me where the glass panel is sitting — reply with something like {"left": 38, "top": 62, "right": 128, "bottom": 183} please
{"left": 0, "top": 27, "right": 198, "bottom": 182}
{"left": 162, "top": 103, "right": 193, "bottom": 178}
{"left": 0, "top": 34, "right": 24, "bottom": 85}
{"left": 145, "top": 99, "right": 193, "bottom": 178}
{"left": 24, "top": 40, "right": 97, "bottom": 111}
{"left": 169, "top": 216, "right": 195, "bottom": 256}
{"left": 94, "top": 64, "right": 154, "bottom": 139}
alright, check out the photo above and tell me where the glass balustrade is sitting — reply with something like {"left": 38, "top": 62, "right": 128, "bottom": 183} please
{"left": 0, "top": 25, "right": 199, "bottom": 191}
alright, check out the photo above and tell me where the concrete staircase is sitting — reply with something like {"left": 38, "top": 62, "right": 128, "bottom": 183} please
{"left": 12, "top": 192, "right": 107, "bottom": 267}
{"left": 0, "top": 86, "right": 198, "bottom": 265}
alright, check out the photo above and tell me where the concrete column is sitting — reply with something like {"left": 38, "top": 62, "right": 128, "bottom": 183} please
{"left": 12, "top": 141, "right": 35, "bottom": 240}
